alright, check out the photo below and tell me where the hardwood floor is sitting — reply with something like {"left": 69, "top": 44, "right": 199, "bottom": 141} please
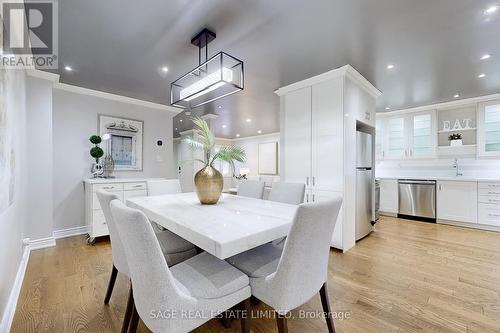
{"left": 11, "top": 217, "right": 500, "bottom": 332}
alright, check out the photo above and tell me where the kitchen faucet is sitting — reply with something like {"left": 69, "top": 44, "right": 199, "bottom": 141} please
{"left": 453, "top": 158, "right": 463, "bottom": 177}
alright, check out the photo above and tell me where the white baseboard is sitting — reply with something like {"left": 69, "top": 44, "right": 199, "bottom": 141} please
{"left": 53, "top": 225, "right": 88, "bottom": 239}
{"left": 0, "top": 245, "right": 30, "bottom": 333}
{"left": 29, "top": 236, "right": 56, "bottom": 250}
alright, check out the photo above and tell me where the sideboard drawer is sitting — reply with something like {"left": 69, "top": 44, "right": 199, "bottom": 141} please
{"left": 93, "top": 183, "right": 123, "bottom": 192}
{"left": 478, "top": 203, "right": 500, "bottom": 227}
{"left": 124, "top": 182, "right": 147, "bottom": 191}
{"left": 479, "top": 182, "right": 500, "bottom": 190}
{"left": 92, "top": 192, "right": 124, "bottom": 210}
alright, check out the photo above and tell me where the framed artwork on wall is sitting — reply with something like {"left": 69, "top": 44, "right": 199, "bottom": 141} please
{"left": 0, "top": 67, "right": 16, "bottom": 213}
{"left": 258, "top": 142, "right": 278, "bottom": 175}
{"left": 98, "top": 115, "right": 143, "bottom": 171}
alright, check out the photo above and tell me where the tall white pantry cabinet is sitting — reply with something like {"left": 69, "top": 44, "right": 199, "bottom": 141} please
{"left": 276, "top": 65, "right": 381, "bottom": 252}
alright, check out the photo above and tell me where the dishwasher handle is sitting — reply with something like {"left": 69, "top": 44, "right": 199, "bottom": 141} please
{"left": 398, "top": 179, "right": 436, "bottom": 185}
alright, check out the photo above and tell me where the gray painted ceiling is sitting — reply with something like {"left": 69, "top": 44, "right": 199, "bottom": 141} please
{"left": 52, "top": 0, "right": 500, "bottom": 138}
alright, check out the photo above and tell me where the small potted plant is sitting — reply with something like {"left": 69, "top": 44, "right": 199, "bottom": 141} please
{"left": 90, "top": 135, "right": 104, "bottom": 177}
{"left": 448, "top": 133, "right": 463, "bottom": 147}
{"left": 180, "top": 116, "right": 246, "bottom": 204}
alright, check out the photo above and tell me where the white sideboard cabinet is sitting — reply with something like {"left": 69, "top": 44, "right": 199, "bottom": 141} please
{"left": 84, "top": 178, "right": 151, "bottom": 244}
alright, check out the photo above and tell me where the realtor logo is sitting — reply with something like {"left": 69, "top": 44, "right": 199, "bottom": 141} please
{"left": 1, "top": 0, "right": 58, "bottom": 69}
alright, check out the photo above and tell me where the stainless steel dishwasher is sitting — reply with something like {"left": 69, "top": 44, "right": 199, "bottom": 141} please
{"left": 398, "top": 179, "right": 436, "bottom": 222}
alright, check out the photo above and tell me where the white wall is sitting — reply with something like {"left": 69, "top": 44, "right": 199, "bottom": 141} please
{"left": 26, "top": 76, "right": 54, "bottom": 240}
{"left": 229, "top": 133, "right": 280, "bottom": 178}
{"left": 52, "top": 89, "right": 177, "bottom": 231}
{"left": 376, "top": 158, "right": 500, "bottom": 179}
{"left": 0, "top": 69, "right": 28, "bottom": 329}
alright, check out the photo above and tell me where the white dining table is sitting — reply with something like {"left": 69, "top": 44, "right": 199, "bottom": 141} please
{"left": 126, "top": 192, "right": 298, "bottom": 259}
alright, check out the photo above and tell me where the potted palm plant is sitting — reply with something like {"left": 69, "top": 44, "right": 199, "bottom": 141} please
{"left": 181, "top": 116, "right": 246, "bottom": 204}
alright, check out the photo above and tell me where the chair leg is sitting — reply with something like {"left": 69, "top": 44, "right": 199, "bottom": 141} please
{"left": 276, "top": 313, "right": 288, "bottom": 333}
{"left": 121, "top": 283, "right": 134, "bottom": 333}
{"left": 127, "top": 303, "right": 139, "bottom": 333}
{"left": 104, "top": 264, "right": 118, "bottom": 304}
{"left": 319, "top": 282, "right": 336, "bottom": 333}
{"left": 240, "top": 298, "right": 251, "bottom": 333}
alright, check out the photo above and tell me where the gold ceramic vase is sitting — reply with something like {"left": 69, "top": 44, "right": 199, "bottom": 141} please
{"left": 194, "top": 165, "right": 223, "bottom": 204}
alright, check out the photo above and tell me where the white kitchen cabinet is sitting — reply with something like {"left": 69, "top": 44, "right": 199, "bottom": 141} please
{"left": 478, "top": 182, "right": 500, "bottom": 226}
{"left": 282, "top": 87, "right": 312, "bottom": 185}
{"left": 278, "top": 65, "right": 380, "bottom": 251}
{"left": 478, "top": 100, "right": 500, "bottom": 157}
{"left": 437, "top": 181, "right": 477, "bottom": 223}
{"left": 377, "top": 110, "right": 436, "bottom": 160}
{"left": 311, "top": 78, "right": 343, "bottom": 193}
{"left": 379, "top": 179, "right": 398, "bottom": 215}
{"left": 84, "top": 179, "right": 151, "bottom": 244}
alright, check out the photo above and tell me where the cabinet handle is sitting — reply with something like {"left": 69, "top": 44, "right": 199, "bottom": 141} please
{"left": 306, "top": 177, "right": 309, "bottom": 186}
{"left": 134, "top": 185, "right": 143, "bottom": 188}
{"left": 312, "top": 176, "right": 315, "bottom": 186}
{"left": 438, "top": 184, "right": 441, "bottom": 191}
{"left": 306, "top": 194, "right": 309, "bottom": 202}
{"left": 404, "top": 150, "right": 408, "bottom": 157}
{"left": 312, "top": 194, "right": 315, "bottom": 202}
{"left": 103, "top": 186, "right": 114, "bottom": 190}
{"left": 488, "top": 213, "right": 500, "bottom": 217}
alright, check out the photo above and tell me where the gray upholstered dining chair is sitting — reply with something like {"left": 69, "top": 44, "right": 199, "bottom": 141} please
{"left": 268, "top": 182, "right": 306, "bottom": 205}
{"left": 227, "top": 197, "right": 343, "bottom": 333}
{"left": 96, "top": 190, "right": 134, "bottom": 333}
{"left": 268, "top": 182, "right": 306, "bottom": 248}
{"left": 237, "top": 180, "right": 265, "bottom": 199}
{"left": 97, "top": 190, "right": 197, "bottom": 333}
{"left": 110, "top": 199, "right": 252, "bottom": 333}
{"left": 146, "top": 179, "right": 197, "bottom": 263}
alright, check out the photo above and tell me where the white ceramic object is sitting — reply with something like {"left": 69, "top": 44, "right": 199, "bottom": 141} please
{"left": 450, "top": 139, "right": 463, "bottom": 146}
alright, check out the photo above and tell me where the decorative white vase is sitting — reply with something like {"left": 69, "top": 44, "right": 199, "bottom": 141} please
{"left": 450, "top": 139, "right": 463, "bottom": 147}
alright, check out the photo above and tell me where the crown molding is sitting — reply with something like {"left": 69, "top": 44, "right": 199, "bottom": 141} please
{"left": 377, "top": 92, "right": 500, "bottom": 117}
{"left": 26, "top": 69, "right": 60, "bottom": 83}
{"left": 54, "top": 83, "right": 181, "bottom": 114}
{"left": 274, "top": 64, "right": 381, "bottom": 98}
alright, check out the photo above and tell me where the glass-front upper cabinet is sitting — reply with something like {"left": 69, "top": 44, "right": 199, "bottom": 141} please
{"left": 410, "top": 112, "right": 435, "bottom": 158}
{"left": 386, "top": 117, "right": 406, "bottom": 159}
{"left": 479, "top": 101, "right": 500, "bottom": 157}
{"left": 377, "top": 110, "right": 436, "bottom": 160}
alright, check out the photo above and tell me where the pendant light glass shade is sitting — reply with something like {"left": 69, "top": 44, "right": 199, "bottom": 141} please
{"left": 171, "top": 52, "right": 244, "bottom": 108}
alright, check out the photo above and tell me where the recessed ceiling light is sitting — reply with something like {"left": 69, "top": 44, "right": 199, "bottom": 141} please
{"left": 481, "top": 54, "right": 491, "bottom": 60}
{"left": 386, "top": 64, "right": 395, "bottom": 70}
{"left": 161, "top": 66, "right": 168, "bottom": 72}
{"left": 236, "top": 133, "right": 240, "bottom": 137}
{"left": 246, "top": 118, "right": 252, "bottom": 123}
{"left": 484, "top": 5, "right": 499, "bottom": 15}
{"left": 385, "top": 107, "right": 390, "bottom": 110}
{"left": 179, "top": 119, "right": 183, "bottom": 122}
{"left": 175, "top": 128, "right": 178, "bottom": 130}
{"left": 478, "top": 73, "right": 487, "bottom": 78}
{"left": 218, "top": 105, "right": 222, "bottom": 109}
{"left": 222, "top": 124, "right": 227, "bottom": 128}
{"left": 454, "top": 94, "right": 460, "bottom": 98}
{"left": 257, "top": 130, "right": 262, "bottom": 134}
{"left": 64, "top": 66, "right": 72, "bottom": 71}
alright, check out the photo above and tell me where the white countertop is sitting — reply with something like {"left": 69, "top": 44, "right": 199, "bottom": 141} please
{"left": 376, "top": 175, "right": 500, "bottom": 182}
{"left": 84, "top": 178, "right": 163, "bottom": 184}
{"left": 127, "top": 192, "right": 298, "bottom": 259}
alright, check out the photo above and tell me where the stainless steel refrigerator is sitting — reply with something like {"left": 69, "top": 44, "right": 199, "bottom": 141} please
{"left": 356, "top": 130, "right": 374, "bottom": 240}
